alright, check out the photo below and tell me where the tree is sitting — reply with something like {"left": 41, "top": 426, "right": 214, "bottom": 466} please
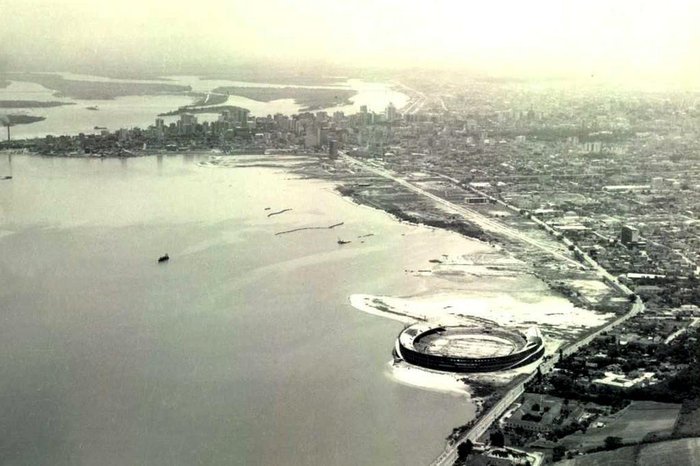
{"left": 490, "top": 430, "right": 505, "bottom": 448}
{"left": 604, "top": 436, "right": 623, "bottom": 450}
{"left": 553, "top": 445, "right": 566, "bottom": 462}
{"left": 457, "top": 440, "right": 473, "bottom": 459}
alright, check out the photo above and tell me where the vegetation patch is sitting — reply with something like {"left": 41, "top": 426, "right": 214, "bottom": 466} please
{"left": 0, "top": 100, "right": 75, "bottom": 108}
{"left": 211, "top": 86, "right": 356, "bottom": 111}
{"left": 0, "top": 73, "right": 191, "bottom": 100}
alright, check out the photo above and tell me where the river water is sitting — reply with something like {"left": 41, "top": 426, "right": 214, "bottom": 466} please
{"left": 0, "top": 74, "right": 408, "bottom": 140}
{"left": 0, "top": 154, "right": 476, "bottom": 466}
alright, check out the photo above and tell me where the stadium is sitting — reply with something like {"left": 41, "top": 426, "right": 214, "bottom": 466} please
{"left": 394, "top": 322, "right": 545, "bottom": 373}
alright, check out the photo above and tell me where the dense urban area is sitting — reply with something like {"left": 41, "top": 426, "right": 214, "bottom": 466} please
{"left": 3, "top": 75, "right": 700, "bottom": 465}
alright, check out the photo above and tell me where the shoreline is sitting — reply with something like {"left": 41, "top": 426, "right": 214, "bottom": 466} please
{"left": 0, "top": 75, "right": 408, "bottom": 142}
{"left": 3, "top": 151, "right": 628, "bottom": 463}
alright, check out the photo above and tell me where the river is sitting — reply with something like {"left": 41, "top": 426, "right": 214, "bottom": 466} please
{"left": 0, "top": 74, "right": 409, "bottom": 140}
{"left": 0, "top": 154, "right": 475, "bottom": 465}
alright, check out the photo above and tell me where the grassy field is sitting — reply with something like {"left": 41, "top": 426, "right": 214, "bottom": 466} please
{"left": 674, "top": 399, "right": 700, "bottom": 437}
{"left": 561, "top": 401, "right": 680, "bottom": 450}
{"left": 637, "top": 438, "right": 700, "bottom": 465}
{"left": 556, "top": 446, "right": 637, "bottom": 466}
{"left": 556, "top": 438, "right": 700, "bottom": 465}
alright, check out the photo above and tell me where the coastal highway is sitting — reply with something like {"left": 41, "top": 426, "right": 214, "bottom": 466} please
{"left": 430, "top": 382, "right": 526, "bottom": 466}
{"left": 342, "top": 155, "right": 583, "bottom": 268}
{"left": 461, "top": 179, "right": 634, "bottom": 295}
{"left": 394, "top": 81, "right": 427, "bottom": 114}
{"left": 430, "top": 299, "right": 644, "bottom": 466}
{"left": 337, "top": 155, "right": 644, "bottom": 465}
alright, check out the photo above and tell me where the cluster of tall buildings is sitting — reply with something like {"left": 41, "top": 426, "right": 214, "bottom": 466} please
{"left": 124, "top": 102, "right": 405, "bottom": 156}
{"left": 148, "top": 107, "right": 251, "bottom": 139}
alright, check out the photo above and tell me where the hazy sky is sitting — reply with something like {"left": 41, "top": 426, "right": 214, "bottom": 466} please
{"left": 1, "top": 0, "right": 699, "bottom": 83}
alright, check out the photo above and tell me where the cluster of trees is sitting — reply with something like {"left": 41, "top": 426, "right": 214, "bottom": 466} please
{"left": 552, "top": 436, "right": 624, "bottom": 462}
{"left": 383, "top": 207, "right": 488, "bottom": 242}
{"left": 529, "top": 328, "right": 700, "bottom": 405}
{"left": 640, "top": 276, "right": 700, "bottom": 308}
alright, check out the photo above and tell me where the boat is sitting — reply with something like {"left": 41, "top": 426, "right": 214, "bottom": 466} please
{"left": 157, "top": 254, "right": 170, "bottom": 263}
{"left": 337, "top": 239, "right": 351, "bottom": 245}
{"left": 86, "top": 106, "right": 99, "bottom": 111}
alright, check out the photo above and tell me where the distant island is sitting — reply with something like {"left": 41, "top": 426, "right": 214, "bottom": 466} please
{"left": 4, "top": 115, "right": 46, "bottom": 125}
{"left": 211, "top": 86, "right": 356, "bottom": 111}
{"left": 0, "top": 100, "right": 76, "bottom": 108}
{"left": 199, "top": 70, "right": 344, "bottom": 87}
{"left": 187, "top": 92, "right": 229, "bottom": 107}
{"left": 158, "top": 104, "right": 248, "bottom": 117}
{"left": 0, "top": 73, "right": 191, "bottom": 100}
{"left": 0, "top": 80, "right": 9, "bottom": 89}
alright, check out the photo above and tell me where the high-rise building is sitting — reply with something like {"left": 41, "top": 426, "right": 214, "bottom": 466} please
{"left": 621, "top": 225, "right": 639, "bottom": 246}
{"left": 385, "top": 102, "right": 397, "bottom": 122}
{"left": 584, "top": 141, "right": 603, "bottom": 153}
{"left": 177, "top": 113, "right": 198, "bottom": 135}
{"left": 318, "top": 128, "right": 329, "bottom": 146}
{"left": 180, "top": 113, "right": 197, "bottom": 126}
{"left": 304, "top": 127, "right": 319, "bottom": 148}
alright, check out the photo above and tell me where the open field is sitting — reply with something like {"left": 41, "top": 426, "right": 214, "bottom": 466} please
{"left": 637, "top": 437, "right": 700, "bottom": 465}
{"left": 674, "top": 400, "right": 700, "bottom": 437}
{"left": 417, "top": 332, "right": 518, "bottom": 358}
{"left": 556, "top": 445, "right": 638, "bottom": 466}
{"left": 557, "top": 438, "right": 700, "bottom": 465}
{"left": 561, "top": 401, "right": 680, "bottom": 450}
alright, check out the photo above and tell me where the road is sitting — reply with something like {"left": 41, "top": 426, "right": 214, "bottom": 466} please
{"left": 665, "top": 317, "right": 700, "bottom": 345}
{"left": 438, "top": 96, "right": 448, "bottom": 112}
{"left": 343, "top": 155, "right": 583, "bottom": 268}
{"left": 394, "top": 81, "right": 427, "bottom": 114}
{"left": 337, "top": 155, "right": 644, "bottom": 466}
{"left": 430, "top": 298, "right": 644, "bottom": 466}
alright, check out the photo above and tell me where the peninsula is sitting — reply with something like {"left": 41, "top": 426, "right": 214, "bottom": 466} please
{"left": 0, "top": 72, "right": 191, "bottom": 100}
{"left": 4, "top": 77, "right": 700, "bottom": 466}
{"left": 211, "top": 85, "right": 356, "bottom": 110}
{"left": 0, "top": 100, "right": 76, "bottom": 108}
